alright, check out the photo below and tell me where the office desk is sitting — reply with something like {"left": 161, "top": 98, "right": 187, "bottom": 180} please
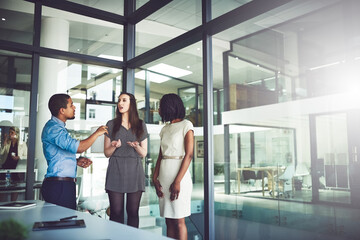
{"left": 0, "top": 200, "right": 169, "bottom": 240}
{"left": 237, "top": 167, "right": 284, "bottom": 197}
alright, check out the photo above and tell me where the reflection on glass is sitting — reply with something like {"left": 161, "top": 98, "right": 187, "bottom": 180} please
{"left": 136, "top": 1, "right": 201, "bottom": 56}
{"left": 316, "top": 114, "right": 350, "bottom": 204}
{"left": 0, "top": 50, "right": 31, "bottom": 202}
{"left": 0, "top": 0, "right": 34, "bottom": 44}
{"left": 211, "top": 0, "right": 252, "bottom": 19}
{"left": 41, "top": 6, "right": 123, "bottom": 59}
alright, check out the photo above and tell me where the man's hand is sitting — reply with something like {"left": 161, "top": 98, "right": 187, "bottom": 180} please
{"left": 95, "top": 125, "right": 108, "bottom": 136}
{"left": 77, "top": 157, "right": 92, "bottom": 168}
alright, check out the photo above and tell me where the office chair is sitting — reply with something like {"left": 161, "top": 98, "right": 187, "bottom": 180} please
{"left": 276, "top": 165, "right": 295, "bottom": 198}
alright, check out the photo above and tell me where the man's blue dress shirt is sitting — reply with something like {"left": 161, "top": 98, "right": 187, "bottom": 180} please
{"left": 41, "top": 116, "right": 80, "bottom": 178}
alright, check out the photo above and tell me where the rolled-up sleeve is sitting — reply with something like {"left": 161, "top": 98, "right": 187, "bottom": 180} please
{"left": 49, "top": 126, "right": 79, "bottom": 154}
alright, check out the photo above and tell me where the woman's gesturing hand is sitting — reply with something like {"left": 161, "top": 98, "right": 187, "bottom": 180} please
{"left": 127, "top": 141, "right": 139, "bottom": 148}
{"left": 153, "top": 179, "right": 164, "bottom": 198}
{"left": 111, "top": 139, "right": 121, "bottom": 148}
{"left": 169, "top": 181, "right": 180, "bottom": 201}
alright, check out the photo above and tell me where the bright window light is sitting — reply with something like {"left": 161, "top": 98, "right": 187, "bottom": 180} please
{"left": 135, "top": 70, "right": 170, "bottom": 83}
{"left": 182, "top": 88, "right": 196, "bottom": 93}
{"left": 309, "top": 61, "right": 340, "bottom": 71}
{"left": 98, "top": 54, "right": 123, "bottom": 61}
{"left": 148, "top": 63, "right": 192, "bottom": 78}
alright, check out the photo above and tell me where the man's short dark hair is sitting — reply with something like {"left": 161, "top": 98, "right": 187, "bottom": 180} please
{"left": 48, "top": 94, "right": 70, "bottom": 116}
{"left": 159, "top": 93, "right": 185, "bottom": 122}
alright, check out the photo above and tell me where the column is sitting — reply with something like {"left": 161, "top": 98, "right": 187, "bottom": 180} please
{"left": 35, "top": 18, "right": 69, "bottom": 180}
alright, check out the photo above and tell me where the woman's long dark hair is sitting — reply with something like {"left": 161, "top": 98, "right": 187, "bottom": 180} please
{"left": 112, "top": 92, "right": 144, "bottom": 141}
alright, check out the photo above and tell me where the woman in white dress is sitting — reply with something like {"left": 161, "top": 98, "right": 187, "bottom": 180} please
{"left": 153, "top": 93, "right": 194, "bottom": 240}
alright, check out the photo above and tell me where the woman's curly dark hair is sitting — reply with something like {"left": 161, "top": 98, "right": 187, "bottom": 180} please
{"left": 159, "top": 93, "right": 185, "bottom": 122}
{"left": 112, "top": 92, "right": 144, "bottom": 141}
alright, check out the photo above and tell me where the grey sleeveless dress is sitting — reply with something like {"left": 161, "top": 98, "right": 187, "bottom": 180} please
{"left": 105, "top": 119, "right": 148, "bottom": 193}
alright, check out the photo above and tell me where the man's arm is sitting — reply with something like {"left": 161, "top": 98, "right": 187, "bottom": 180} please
{"left": 77, "top": 126, "right": 108, "bottom": 153}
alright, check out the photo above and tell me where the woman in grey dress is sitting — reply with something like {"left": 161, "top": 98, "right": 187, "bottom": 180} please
{"left": 104, "top": 92, "right": 148, "bottom": 228}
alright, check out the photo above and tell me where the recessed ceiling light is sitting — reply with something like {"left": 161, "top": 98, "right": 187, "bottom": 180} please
{"left": 186, "top": 66, "right": 190, "bottom": 69}
{"left": 98, "top": 54, "right": 123, "bottom": 61}
{"left": 148, "top": 63, "right": 192, "bottom": 78}
{"left": 197, "top": 48, "right": 200, "bottom": 51}
{"left": 1, "top": 18, "right": 5, "bottom": 21}
{"left": 135, "top": 70, "right": 170, "bottom": 83}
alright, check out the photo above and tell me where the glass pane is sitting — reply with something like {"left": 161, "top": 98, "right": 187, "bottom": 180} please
{"left": 41, "top": 6, "right": 123, "bottom": 60}
{"left": 214, "top": 0, "right": 360, "bottom": 239}
{"left": 66, "top": 0, "right": 124, "bottom": 15}
{"left": 0, "top": 0, "right": 34, "bottom": 44}
{"left": 179, "top": 87, "right": 197, "bottom": 124}
{"left": 138, "top": 42, "right": 203, "bottom": 127}
{"left": 316, "top": 114, "right": 350, "bottom": 204}
{"left": 0, "top": 50, "right": 32, "bottom": 202}
{"left": 136, "top": 0, "right": 149, "bottom": 10}
{"left": 138, "top": 41, "right": 203, "bottom": 237}
{"left": 212, "top": 0, "right": 252, "bottom": 19}
{"left": 35, "top": 57, "right": 122, "bottom": 214}
{"left": 136, "top": 1, "right": 201, "bottom": 56}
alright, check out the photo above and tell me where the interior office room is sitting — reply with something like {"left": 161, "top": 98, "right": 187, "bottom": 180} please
{"left": 0, "top": 0, "right": 360, "bottom": 239}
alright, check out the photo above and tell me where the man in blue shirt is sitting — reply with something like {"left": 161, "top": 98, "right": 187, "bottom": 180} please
{"left": 41, "top": 93, "right": 108, "bottom": 209}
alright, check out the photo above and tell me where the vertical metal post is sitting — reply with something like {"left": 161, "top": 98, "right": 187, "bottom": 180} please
{"left": 223, "top": 51, "right": 231, "bottom": 195}
{"left": 309, "top": 114, "right": 319, "bottom": 202}
{"left": 202, "top": 0, "right": 214, "bottom": 239}
{"left": 26, "top": 1, "right": 41, "bottom": 200}
{"left": 250, "top": 132, "right": 255, "bottom": 166}
{"left": 145, "top": 70, "right": 150, "bottom": 123}
{"left": 123, "top": 0, "right": 136, "bottom": 94}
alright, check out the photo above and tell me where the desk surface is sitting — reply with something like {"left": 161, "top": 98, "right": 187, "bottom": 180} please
{"left": 0, "top": 200, "right": 169, "bottom": 240}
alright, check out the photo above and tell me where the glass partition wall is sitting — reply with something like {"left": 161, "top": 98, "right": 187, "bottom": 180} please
{"left": 1, "top": 0, "right": 360, "bottom": 240}
{"left": 214, "top": 1, "right": 360, "bottom": 239}
{"left": 0, "top": 50, "right": 32, "bottom": 202}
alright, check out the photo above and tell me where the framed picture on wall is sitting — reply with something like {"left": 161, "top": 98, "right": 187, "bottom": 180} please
{"left": 197, "top": 141, "right": 204, "bottom": 158}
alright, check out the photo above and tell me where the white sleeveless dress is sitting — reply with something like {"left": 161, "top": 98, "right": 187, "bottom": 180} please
{"left": 158, "top": 119, "right": 194, "bottom": 219}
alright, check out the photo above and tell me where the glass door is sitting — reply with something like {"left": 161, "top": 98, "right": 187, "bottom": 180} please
{"left": 347, "top": 110, "right": 360, "bottom": 207}
{"left": 312, "top": 111, "right": 360, "bottom": 205}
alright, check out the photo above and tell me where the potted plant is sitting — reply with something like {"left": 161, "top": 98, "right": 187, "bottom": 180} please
{"left": 0, "top": 218, "right": 29, "bottom": 240}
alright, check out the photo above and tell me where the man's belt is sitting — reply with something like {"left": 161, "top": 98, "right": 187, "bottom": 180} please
{"left": 44, "top": 177, "right": 76, "bottom": 182}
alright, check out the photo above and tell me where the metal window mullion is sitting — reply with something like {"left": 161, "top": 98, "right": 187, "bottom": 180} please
{"left": 203, "top": 33, "right": 215, "bottom": 240}
{"left": 25, "top": 0, "right": 41, "bottom": 200}
{"left": 223, "top": 51, "right": 231, "bottom": 195}
{"left": 145, "top": 70, "right": 150, "bottom": 123}
{"left": 123, "top": 0, "right": 136, "bottom": 94}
